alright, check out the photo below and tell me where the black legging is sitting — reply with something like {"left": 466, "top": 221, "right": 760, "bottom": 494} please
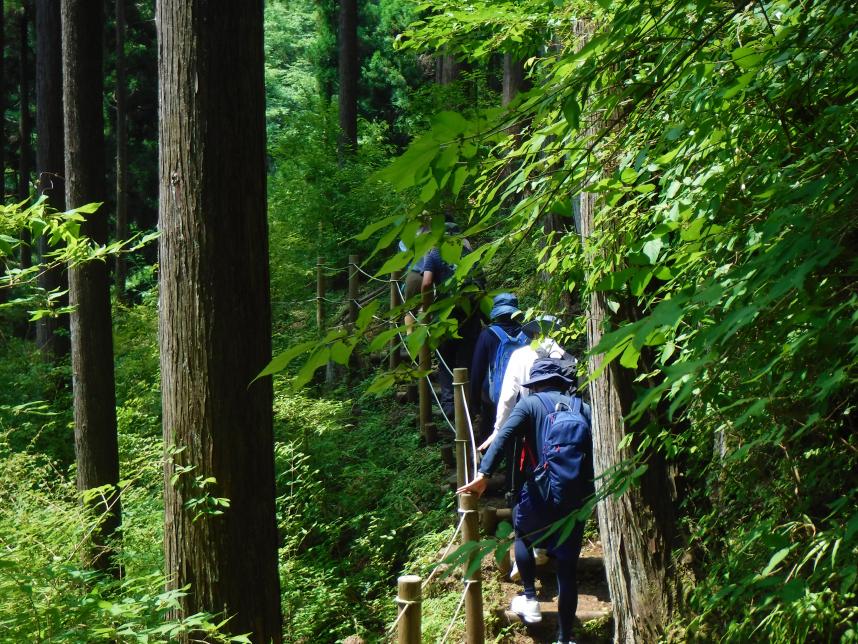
{"left": 515, "top": 519, "right": 585, "bottom": 642}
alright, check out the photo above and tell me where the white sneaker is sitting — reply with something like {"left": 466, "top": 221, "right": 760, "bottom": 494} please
{"left": 533, "top": 548, "right": 549, "bottom": 566}
{"left": 510, "top": 594, "right": 542, "bottom": 624}
{"left": 509, "top": 561, "right": 520, "bottom": 582}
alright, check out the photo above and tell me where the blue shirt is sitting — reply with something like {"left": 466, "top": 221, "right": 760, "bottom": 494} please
{"left": 420, "top": 247, "right": 452, "bottom": 282}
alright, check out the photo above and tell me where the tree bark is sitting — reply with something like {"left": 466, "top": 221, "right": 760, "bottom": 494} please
{"left": 114, "top": 0, "right": 128, "bottom": 301}
{"left": 435, "top": 51, "right": 458, "bottom": 85}
{"left": 501, "top": 53, "right": 525, "bottom": 108}
{"left": 35, "top": 0, "right": 69, "bottom": 358}
{"left": 0, "top": 1, "right": 7, "bottom": 308}
{"left": 573, "top": 18, "right": 681, "bottom": 642}
{"left": 0, "top": 0, "right": 4, "bottom": 198}
{"left": 580, "top": 176, "right": 681, "bottom": 644}
{"left": 62, "top": 0, "right": 121, "bottom": 574}
{"left": 157, "top": 2, "right": 282, "bottom": 641}
{"left": 337, "top": 0, "right": 358, "bottom": 157}
{"left": 18, "top": 1, "right": 33, "bottom": 268}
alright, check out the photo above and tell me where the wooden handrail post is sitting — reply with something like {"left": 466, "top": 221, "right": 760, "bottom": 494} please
{"left": 418, "top": 288, "right": 433, "bottom": 436}
{"left": 424, "top": 421, "right": 438, "bottom": 445}
{"left": 348, "top": 254, "right": 360, "bottom": 326}
{"left": 480, "top": 506, "right": 511, "bottom": 577}
{"left": 316, "top": 256, "right": 325, "bottom": 334}
{"left": 389, "top": 270, "right": 402, "bottom": 371}
{"left": 453, "top": 367, "right": 471, "bottom": 489}
{"left": 459, "top": 493, "right": 485, "bottom": 644}
{"left": 397, "top": 574, "right": 422, "bottom": 644}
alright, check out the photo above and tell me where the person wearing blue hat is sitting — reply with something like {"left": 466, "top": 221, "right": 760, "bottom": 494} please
{"left": 469, "top": 293, "right": 526, "bottom": 443}
{"left": 480, "top": 315, "right": 576, "bottom": 451}
{"left": 458, "top": 357, "right": 593, "bottom": 644}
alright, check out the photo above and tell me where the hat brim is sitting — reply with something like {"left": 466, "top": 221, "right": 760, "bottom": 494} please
{"left": 490, "top": 305, "right": 521, "bottom": 320}
{"left": 521, "top": 372, "right": 575, "bottom": 388}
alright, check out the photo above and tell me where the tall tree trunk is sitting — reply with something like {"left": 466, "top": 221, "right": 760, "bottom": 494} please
{"left": 580, "top": 166, "right": 681, "bottom": 644}
{"left": 501, "top": 53, "right": 525, "bottom": 108}
{"left": 435, "top": 50, "right": 458, "bottom": 85}
{"left": 35, "top": 0, "right": 69, "bottom": 358}
{"left": 114, "top": 0, "right": 128, "bottom": 302}
{"left": 18, "top": 1, "right": 32, "bottom": 268}
{"left": 337, "top": 0, "right": 358, "bottom": 157}
{"left": 157, "top": 2, "right": 282, "bottom": 641}
{"left": 62, "top": 0, "right": 121, "bottom": 575}
{"left": 573, "top": 18, "right": 681, "bottom": 642}
{"left": 0, "top": 0, "right": 4, "bottom": 198}
{"left": 0, "top": 1, "right": 7, "bottom": 308}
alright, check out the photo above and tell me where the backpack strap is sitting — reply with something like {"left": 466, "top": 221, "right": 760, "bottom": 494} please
{"left": 534, "top": 392, "right": 554, "bottom": 415}
{"left": 487, "top": 324, "right": 511, "bottom": 343}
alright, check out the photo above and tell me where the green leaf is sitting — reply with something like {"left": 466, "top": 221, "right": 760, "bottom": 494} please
{"left": 620, "top": 167, "right": 638, "bottom": 184}
{"left": 431, "top": 110, "right": 469, "bottom": 136}
{"left": 641, "top": 238, "right": 664, "bottom": 264}
{"left": 562, "top": 96, "right": 580, "bottom": 128}
{"left": 451, "top": 166, "right": 469, "bottom": 197}
{"left": 354, "top": 215, "right": 399, "bottom": 241}
{"left": 731, "top": 45, "right": 764, "bottom": 70}
{"left": 620, "top": 342, "right": 640, "bottom": 369}
{"left": 256, "top": 340, "right": 318, "bottom": 380}
{"left": 761, "top": 547, "right": 790, "bottom": 576}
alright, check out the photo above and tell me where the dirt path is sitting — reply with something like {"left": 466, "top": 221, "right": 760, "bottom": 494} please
{"left": 472, "top": 475, "right": 612, "bottom": 643}
{"left": 491, "top": 540, "right": 612, "bottom": 643}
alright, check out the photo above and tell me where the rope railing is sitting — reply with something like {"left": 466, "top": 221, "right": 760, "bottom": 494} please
{"left": 439, "top": 581, "right": 474, "bottom": 644}
{"left": 313, "top": 255, "right": 488, "bottom": 643}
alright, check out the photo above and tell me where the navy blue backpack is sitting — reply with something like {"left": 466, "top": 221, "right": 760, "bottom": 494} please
{"left": 529, "top": 393, "right": 593, "bottom": 511}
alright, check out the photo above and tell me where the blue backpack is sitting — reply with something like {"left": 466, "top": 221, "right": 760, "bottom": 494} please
{"left": 529, "top": 393, "right": 593, "bottom": 511}
{"left": 487, "top": 326, "right": 529, "bottom": 404}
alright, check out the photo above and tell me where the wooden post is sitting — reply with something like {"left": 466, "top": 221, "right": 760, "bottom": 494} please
{"left": 348, "top": 254, "right": 359, "bottom": 326}
{"left": 480, "top": 506, "right": 498, "bottom": 536}
{"left": 316, "top": 256, "right": 325, "bottom": 333}
{"left": 418, "top": 288, "right": 433, "bottom": 435}
{"left": 453, "top": 367, "right": 471, "bottom": 489}
{"left": 480, "top": 506, "right": 511, "bottom": 577}
{"left": 397, "top": 574, "right": 422, "bottom": 644}
{"left": 440, "top": 444, "right": 455, "bottom": 469}
{"left": 424, "top": 421, "right": 438, "bottom": 445}
{"left": 390, "top": 270, "right": 402, "bottom": 371}
{"left": 459, "top": 493, "right": 485, "bottom": 644}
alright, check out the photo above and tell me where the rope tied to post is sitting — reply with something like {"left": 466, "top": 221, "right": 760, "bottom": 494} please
{"left": 439, "top": 580, "right": 479, "bottom": 644}
{"left": 386, "top": 596, "right": 421, "bottom": 636}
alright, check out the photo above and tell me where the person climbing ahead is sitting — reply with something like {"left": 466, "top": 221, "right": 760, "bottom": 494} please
{"left": 457, "top": 357, "right": 593, "bottom": 644}
{"left": 419, "top": 221, "right": 481, "bottom": 418}
{"left": 469, "top": 293, "right": 526, "bottom": 443}
{"left": 479, "top": 315, "right": 575, "bottom": 452}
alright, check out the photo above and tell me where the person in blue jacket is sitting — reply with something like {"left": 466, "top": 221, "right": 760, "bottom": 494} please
{"left": 419, "top": 223, "right": 481, "bottom": 418}
{"left": 457, "top": 358, "right": 593, "bottom": 644}
{"left": 469, "top": 293, "right": 523, "bottom": 443}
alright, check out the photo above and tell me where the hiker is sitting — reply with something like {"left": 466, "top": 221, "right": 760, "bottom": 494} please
{"left": 479, "top": 315, "right": 575, "bottom": 451}
{"left": 469, "top": 293, "right": 527, "bottom": 443}
{"left": 457, "top": 357, "right": 593, "bottom": 644}
{"left": 419, "top": 222, "right": 481, "bottom": 418}
{"left": 400, "top": 222, "right": 430, "bottom": 334}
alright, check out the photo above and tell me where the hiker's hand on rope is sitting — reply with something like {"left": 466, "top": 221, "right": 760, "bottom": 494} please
{"left": 457, "top": 472, "right": 488, "bottom": 497}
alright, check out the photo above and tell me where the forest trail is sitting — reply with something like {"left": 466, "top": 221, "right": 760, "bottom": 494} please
{"left": 495, "top": 541, "right": 612, "bottom": 643}
{"left": 440, "top": 453, "right": 612, "bottom": 643}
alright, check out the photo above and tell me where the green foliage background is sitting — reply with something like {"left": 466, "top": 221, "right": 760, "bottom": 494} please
{"left": 2, "top": 0, "right": 856, "bottom": 642}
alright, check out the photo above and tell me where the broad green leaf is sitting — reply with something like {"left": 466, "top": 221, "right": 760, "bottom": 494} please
{"left": 256, "top": 339, "right": 318, "bottom": 380}
{"left": 761, "top": 547, "right": 790, "bottom": 576}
